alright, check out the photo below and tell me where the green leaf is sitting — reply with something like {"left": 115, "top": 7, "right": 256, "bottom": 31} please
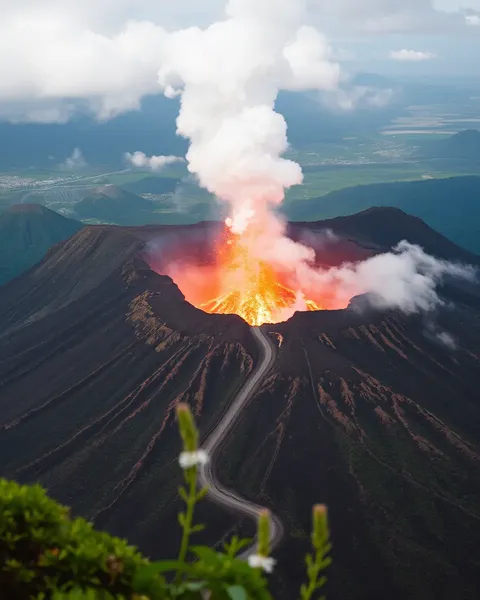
{"left": 147, "top": 560, "right": 183, "bottom": 573}
{"left": 227, "top": 585, "right": 248, "bottom": 600}
{"left": 191, "top": 524, "right": 205, "bottom": 533}
{"left": 185, "top": 581, "right": 207, "bottom": 592}
{"left": 178, "top": 486, "right": 189, "bottom": 503}
{"left": 224, "top": 536, "right": 253, "bottom": 558}
{"left": 315, "top": 576, "right": 327, "bottom": 590}
{"left": 196, "top": 487, "right": 209, "bottom": 501}
{"left": 191, "top": 546, "right": 220, "bottom": 562}
{"left": 236, "top": 537, "right": 253, "bottom": 551}
{"left": 132, "top": 562, "right": 177, "bottom": 592}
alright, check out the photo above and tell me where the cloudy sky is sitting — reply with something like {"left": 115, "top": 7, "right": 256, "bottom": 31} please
{"left": 1, "top": 0, "right": 479, "bottom": 123}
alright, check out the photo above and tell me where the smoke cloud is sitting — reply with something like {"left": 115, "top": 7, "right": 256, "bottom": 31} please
{"left": 125, "top": 151, "right": 184, "bottom": 170}
{"left": 296, "top": 241, "right": 476, "bottom": 315}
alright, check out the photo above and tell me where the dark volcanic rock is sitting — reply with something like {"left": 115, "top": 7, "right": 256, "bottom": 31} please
{"left": 0, "top": 224, "right": 253, "bottom": 557}
{"left": 0, "top": 208, "right": 479, "bottom": 600}
{"left": 219, "top": 305, "right": 480, "bottom": 600}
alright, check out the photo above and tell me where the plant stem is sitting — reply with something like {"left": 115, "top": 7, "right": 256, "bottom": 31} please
{"left": 301, "top": 552, "right": 321, "bottom": 600}
{"left": 176, "top": 466, "right": 198, "bottom": 582}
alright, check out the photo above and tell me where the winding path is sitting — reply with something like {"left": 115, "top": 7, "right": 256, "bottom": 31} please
{"left": 198, "top": 326, "right": 283, "bottom": 556}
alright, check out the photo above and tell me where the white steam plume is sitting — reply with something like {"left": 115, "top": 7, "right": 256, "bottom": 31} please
{"left": 156, "top": 0, "right": 475, "bottom": 318}
{"left": 125, "top": 151, "right": 184, "bottom": 170}
{"left": 157, "top": 0, "right": 340, "bottom": 234}
{"left": 297, "top": 241, "right": 476, "bottom": 315}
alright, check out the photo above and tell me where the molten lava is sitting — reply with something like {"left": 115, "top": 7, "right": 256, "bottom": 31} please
{"left": 158, "top": 223, "right": 354, "bottom": 325}
{"left": 197, "top": 228, "right": 322, "bottom": 326}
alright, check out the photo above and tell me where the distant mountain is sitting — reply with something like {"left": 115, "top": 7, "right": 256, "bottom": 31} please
{"left": 0, "top": 204, "right": 83, "bottom": 286}
{"left": 285, "top": 176, "right": 480, "bottom": 254}
{"left": 0, "top": 209, "right": 479, "bottom": 600}
{"left": 422, "top": 129, "right": 480, "bottom": 160}
{"left": 74, "top": 185, "right": 154, "bottom": 225}
{"left": 74, "top": 183, "right": 221, "bottom": 226}
{"left": 121, "top": 176, "right": 180, "bottom": 196}
{"left": 290, "top": 206, "right": 479, "bottom": 265}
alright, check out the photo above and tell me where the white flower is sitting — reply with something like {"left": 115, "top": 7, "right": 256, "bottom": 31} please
{"left": 248, "top": 554, "right": 276, "bottom": 573}
{"left": 178, "top": 450, "right": 209, "bottom": 469}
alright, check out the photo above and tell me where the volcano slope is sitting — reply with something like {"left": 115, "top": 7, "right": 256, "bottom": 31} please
{"left": 0, "top": 208, "right": 480, "bottom": 600}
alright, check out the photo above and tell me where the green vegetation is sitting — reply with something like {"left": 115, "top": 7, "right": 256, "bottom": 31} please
{"left": 0, "top": 478, "right": 147, "bottom": 599}
{"left": 1, "top": 403, "right": 331, "bottom": 600}
{"left": 283, "top": 133, "right": 480, "bottom": 203}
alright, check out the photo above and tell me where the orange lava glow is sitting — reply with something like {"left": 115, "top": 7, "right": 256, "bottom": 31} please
{"left": 177, "top": 227, "right": 324, "bottom": 326}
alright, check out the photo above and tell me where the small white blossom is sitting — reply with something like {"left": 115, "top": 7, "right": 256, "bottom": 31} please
{"left": 248, "top": 554, "right": 276, "bottom": 573}
{"left": 179, "top": 450, "right": 209, "bottom": 469}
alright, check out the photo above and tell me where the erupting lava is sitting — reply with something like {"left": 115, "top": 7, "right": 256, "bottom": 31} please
{"left": 186, "top": 226, "right": 323, "bottom": 326}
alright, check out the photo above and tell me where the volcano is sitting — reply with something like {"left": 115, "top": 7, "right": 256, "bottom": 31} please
{"left": 0, "top": 207, "right": 479, "bottom": 600}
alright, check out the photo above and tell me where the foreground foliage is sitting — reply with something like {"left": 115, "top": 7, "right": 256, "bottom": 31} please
{"left": 1, "top": 404, "right": 331, "bottom": 599}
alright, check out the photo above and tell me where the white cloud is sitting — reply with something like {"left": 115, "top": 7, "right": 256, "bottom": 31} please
{"left": 0, "top": 0, "right": 478, "bottom": 124}
{"left": 465, "top": 14, "right": 480, "bottom": 25}
{"left": 389, "top": 48, "right": 437, "bottom": 61}
{"left": 0, "top": 16, "right": 168, "bottom": 122}
{"left": 0, "top": 0, "right": 479, "bottom": 122}
{"left": 0, "top": 1, "right": 342, "bottom": 123}
{"left": 61, "top": 148, "right": 87, "bottom": 170}
{"left": 125, "top": 151, "right": 184, "bottom": 170}
{"left": 310, "top": 0, "right": 480, "bottom": 33}
{"left": 323, "top": 85, "right": 396, "bottom": 111}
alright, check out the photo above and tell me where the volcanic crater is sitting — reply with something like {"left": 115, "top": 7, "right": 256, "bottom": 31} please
{"left": 144, "top": 218, "right": 375, "bottom": 327}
